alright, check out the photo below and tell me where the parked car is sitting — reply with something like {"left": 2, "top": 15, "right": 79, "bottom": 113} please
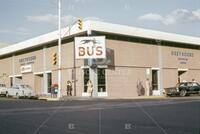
{"left": 7, "top": 84, "right": 35, "bottom": 98}
{"left": 164, "top": 82, "right": 200, "bottom": 97}
{"left": 0, "top": 84, "right": 8, "bottom": 96}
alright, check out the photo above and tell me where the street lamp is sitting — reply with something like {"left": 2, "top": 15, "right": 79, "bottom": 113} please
{"left": 57, "top": 0, "right": 62, "bottom": 98}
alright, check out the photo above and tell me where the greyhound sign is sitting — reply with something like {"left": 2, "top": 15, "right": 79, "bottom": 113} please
{"left": 75, "top": 36, "right": 106, "bottom": 59}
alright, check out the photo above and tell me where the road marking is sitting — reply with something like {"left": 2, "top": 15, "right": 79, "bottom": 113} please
{"left": 135, "top": 102, "right": 168, "bottom": 134}
{"left": 98, "top": 109, "right": 102, "bottom": 134}
{"left": 0, "top": 99, "right": 199, "bottom": 115}
{"left": 32, "top": 101, "right": 66, "bottom": 134}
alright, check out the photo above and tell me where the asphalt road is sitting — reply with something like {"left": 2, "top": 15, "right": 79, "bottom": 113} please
{"left": 0, "top": 97, "right": 199, "bottom": 134}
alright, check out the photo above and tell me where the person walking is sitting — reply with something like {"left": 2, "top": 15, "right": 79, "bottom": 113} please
{"left": 66, "top": 80, "right": 72, "bottom": 96}
{"left": 87, "top": 80, "right": 93, "bottom": 97}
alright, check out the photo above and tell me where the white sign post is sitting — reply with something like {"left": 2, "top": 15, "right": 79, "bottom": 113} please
{"left": 75, "top": 36, "right": 106, "bottom": 59}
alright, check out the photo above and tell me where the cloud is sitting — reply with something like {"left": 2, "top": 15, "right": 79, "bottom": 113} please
{"left": 192, "top": 9, "right": 200, "bottom": 20}
{"left": 84, "top": 16, "right": 102, "bottom": 21}
{"left": 139, "top": 13, "right": 163, "bottom": 21}
{"left": 26, "top": 14, "right": 58, "bottom": 25}
{"left": 138, "top": 9, "right": 200, "bottom": 25}
{"left": 26, "top": 14, "right": 102, "bottom": 26}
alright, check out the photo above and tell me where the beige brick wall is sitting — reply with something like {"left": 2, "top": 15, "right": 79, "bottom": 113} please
{"left": 0, "top": 57, "right": 12, "bottom": 86}
{"left": 106, "top": 67, "right": 147, "bottom": 97}
{"left": 15, "top": 49, "right": 43, "bottom": 74}
{"left": 162, "top": 46, "right": 200, "bottom": 69}
{"left": 106, "top": 39, "right": 158, "bottom": 67}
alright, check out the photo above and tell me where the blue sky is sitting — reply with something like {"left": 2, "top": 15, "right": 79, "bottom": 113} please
{"left": 0, "top": 0, "right": 200, "bottom": 44}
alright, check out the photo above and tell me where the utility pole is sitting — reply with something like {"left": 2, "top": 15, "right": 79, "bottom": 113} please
{"left": 87, "top": 30, "right": 98, "bottom": 97}
{"left": 57, "top": 0, "right": 61, "bottom": 98}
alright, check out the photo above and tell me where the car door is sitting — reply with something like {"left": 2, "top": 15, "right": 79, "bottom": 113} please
{"left": 188, "top": 82, "right": 197, "bottom": 93}
{"left": 178, "top": 83, "right": 186, "bottom": 91}
{"left": 192, "top": 82, "right": 200, "bottom": 93}
{"left": 8, "top": 86, "right": 18, "bottom": 96}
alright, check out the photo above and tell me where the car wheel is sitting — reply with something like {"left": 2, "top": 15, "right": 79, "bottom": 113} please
{"left": 164, "top": 94, "right": 170, "bottom": 97}
{"left": 6, "top": 91, "right": 9, "bottom": 98}
{"left": 180, "top": 90, "right": 187, "bottom": 97}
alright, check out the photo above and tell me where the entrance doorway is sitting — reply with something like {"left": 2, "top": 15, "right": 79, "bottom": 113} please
{"left": 10, "top": 77, "right": 13, "bottom": 87}
{"left": 15, "top": 76, "right": 22, "bottom": 85}
{"left": 47, "top": 73, "right": 52, "bottom": 93}
{"left": 178, "top": 69, "right": 187, "bottom": 83}
{"left": 83, "top": 68, "right": 107, "bottom": 96}
{"left": 34, "top": 74, "right": 44, "bottom": 95}
{"left": 152, "top": 70, "right": 158, "bottom": 90}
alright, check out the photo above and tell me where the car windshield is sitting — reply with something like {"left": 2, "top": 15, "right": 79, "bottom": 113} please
{"left": 192, "top": 82, "right": 199, "bottom": 86}
{"left": 176, "top": 83, "right": 187, "bottom": 88}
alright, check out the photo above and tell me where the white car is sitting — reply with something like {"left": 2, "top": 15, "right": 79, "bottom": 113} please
{"left": 7, "top": 84, "right": 35, "bottom": 98}
{"left": 0, "top": 84, "right": 8, "bottom": 96}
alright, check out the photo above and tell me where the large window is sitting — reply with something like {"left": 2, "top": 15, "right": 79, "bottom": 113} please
{"left": 84, "top": 69, "right": 89, "bottom": 92}
{"left": 98, "top": 68, "right": 106, "bottom": 92}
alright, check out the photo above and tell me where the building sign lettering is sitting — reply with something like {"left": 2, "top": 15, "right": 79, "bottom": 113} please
{"left": 171, "top": 50, "right": 194, "bottom": 64}
{"left": 19, "top": 56, "right": 36, "bottom": 65}
{"left": 75, "top": 36, "right": 106, "bottom": 59}
{"left": 171, "top": 51, "right": 194, "bottom": 57}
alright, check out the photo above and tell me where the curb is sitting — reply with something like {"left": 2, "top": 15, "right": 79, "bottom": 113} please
{"left": 40, "top": 96, "right": 168, "bottom": 101}
{"left": 38, "top": 97, "right": 60, "bottom": 101}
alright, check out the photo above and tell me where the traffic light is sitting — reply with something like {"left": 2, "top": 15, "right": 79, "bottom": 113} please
{"left": 52, "top": 52, "right": 57, "bottom": 65}
{"left": 78, "top": 19, "right": 83, "bottom": 30}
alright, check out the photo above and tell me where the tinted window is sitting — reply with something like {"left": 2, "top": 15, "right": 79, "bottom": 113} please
{"left": 192, "top": 82, "right": 198, "bottom": 86}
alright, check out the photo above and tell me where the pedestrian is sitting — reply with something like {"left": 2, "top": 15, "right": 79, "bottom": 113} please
{"left": 136, "top": 79, "right": 145, "bottom": 96}
{"left": 145, "top": 78, "right": 151, "bottom": 96}
{"left": 66, "top": 80, "right": 72, "bottom": 96}
{"left": 51, "top": 85, "right": 54, "bottom": 98}
{"left": 51, "top": 84, "right": 58, "bottom": 98}
{"left": 87, "top": 80, "right": 93, "bottom": 97}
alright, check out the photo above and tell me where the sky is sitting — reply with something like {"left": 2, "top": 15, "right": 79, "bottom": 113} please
{"left": 0, "top": 0, "right": 200, "bottom": 44}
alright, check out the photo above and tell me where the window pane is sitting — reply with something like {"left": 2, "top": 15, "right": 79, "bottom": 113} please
{"left": 84, "top": 69, "right": 89, "bottom": 92}
{"left": 98, "top": 68, "right": 106, "bottom": 92}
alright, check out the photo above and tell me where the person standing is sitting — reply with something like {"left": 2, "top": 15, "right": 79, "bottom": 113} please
{"left": 66, "top": 80, "right": 72, "bottom": 96}
{"left": 87, "top": 80, "right": 93, "bottom": 97}
{"left": 145, "top": 78, "right": 151, "bottom": 96}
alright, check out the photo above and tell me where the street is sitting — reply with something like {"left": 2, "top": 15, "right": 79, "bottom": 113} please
{"left": 0, "top": 97, "right": 199, "bottom": 134}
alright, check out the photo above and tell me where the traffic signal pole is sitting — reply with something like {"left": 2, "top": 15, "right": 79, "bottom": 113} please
{"left": 87, "top": 30, "right": 98, "bottom": 98}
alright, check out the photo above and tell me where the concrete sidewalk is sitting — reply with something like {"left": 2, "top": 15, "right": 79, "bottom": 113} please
{"left": 39, "top": 95, "right": 167, "bottom": 101}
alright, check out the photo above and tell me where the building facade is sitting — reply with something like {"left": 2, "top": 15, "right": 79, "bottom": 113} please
{"left": 0, "top": 21, "right": 200, "bottom": 98}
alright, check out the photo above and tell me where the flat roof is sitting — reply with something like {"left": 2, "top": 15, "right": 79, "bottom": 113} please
{"left": 0, "top": 20, "right": 200, "bottom": 56}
